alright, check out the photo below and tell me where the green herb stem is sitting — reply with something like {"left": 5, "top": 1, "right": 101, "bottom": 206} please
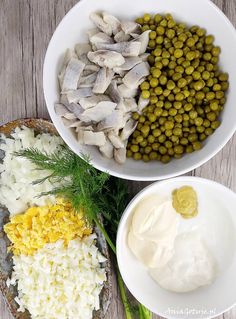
{"left": 94, "top": 217, "right": 116, "bottom": 254}
{"left": 138, "top": 304, "right": 152, "bottom": 319}
{"left": 117, "top": 271, "right": 133, "bottom": 319}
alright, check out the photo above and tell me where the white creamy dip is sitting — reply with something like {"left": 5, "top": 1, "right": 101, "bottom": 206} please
{"left": 128, "top": 194, "right": 218, "bottom": 293}
{"left": 128, "top": 195, "right": 179, "bottom": 269}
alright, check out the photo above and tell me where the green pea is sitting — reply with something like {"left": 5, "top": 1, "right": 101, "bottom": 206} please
{"left": 174, "top": 49, "right": 184, "bottom": 58}
{"left": 153, "top": 128, "right": 162, "bottom": 137}
{"left": 186, "top": 145, "right": 194, "bottom": 153}
{"left": 205, "top": 127, "right": 214, "bottom": 136}
{"left": 213, "top": 83, "right": 221, "bottom": 91}
{"left": 219, "top": 73, "right": 229, "bottom": 81}
{"left": 185, "top": 66, "right": 194, "bottom": 75}
{"left": 202, "top": 71, "right": 211, "bottom": 80}
{"left": 207, "top": 112, "right": 217, "bottom": 121}
{"left": 156, "top": 26, "right": 165, "bottom": 35}
{"left": 177, "top": 78, "right": 187, "bottom": 88}
{"left": 154, "top": 14, "right": 163, "bottom": 23}
{"left": 141, "top": 125, "right": 150, "bottom": 135}
{"left": 152, "top": 143, "right": 160, "bottom": 151}
{"left": 195, "top": 91, "right": 205, "bottom": 100}
{"left": 167, "top": 80, "right": 176, "bottom": 90}
{"left": 150, "top": 96, "right": 158, "bottom": 104}
{"left": 216, "top": 91, "right": 224, "bottom": 99}
{"left": 140, "top": 81, "right": 150, "bottom": 90}
{"left": 175, "top": 65, "right": 185, "bottom": 74}
{"left": 144, "top": 146, "right": 152, "bottom": 154}
{"left": 159, "top": 146, "right": 167, "bottom": 155}
{"left": 205, "top": 35, "right": 214, "bottom": 45}
{"left": 184, "top": 103, "right": 193, "bottom": 112}
{"left": 180, "top": 137, "right": 188, "bottom": 145}
{"left": 192, "top": 71, "right": 201, "bottom": 80}
{"left": 142, "top": 154, "right": 150, "bottom": 162}
{"left": 192, "top": 141, "right": 202, "bottom": 151}
{"left": 159, "top": 75, "right": 168, "bottom": 85}
{"left": 133, "top": 152, "right": 142, "bottom": 160}
{"left": 161, "top": 155, "right": 171, "bottom": 163}
{"left": 154, "top": 86, "right": 163, "bottom": 95}
{"left": 186, "top": 51, "right": 196, "bottom": 61}
{"left": 174, "top": 145, "right": 184, "bottom": 154}
{"left": 175, "top": 114, "right": 183, "bottom": 123}
{"left": 173, "top": 127, "right": 182, "bottom": 136}
{"left": 188, "top": 133, "right": 198, "bottom": 142}
{"left": 166, "top": 29, "right": 175, "bottom": 39}
{"left": 164, "top": 121, "right": 175, "bottom": 130}
{"left": 152, "top": 68, "right": 162, "bottom": 78}
{"left": 158, "top": 134, "right": 167, "bottom": 143}
{"left": 163, "top": 89, "right": 171, "bottom": 97}
{"left": 150, "top": 78, "right": 159, "bottom": 88}
{"left": 194, "top": 80, "right": 205, "bottom": 91}
{"left": 149, "top": 31, "right": 157, "bottom": 40}
{"left": 131, "top": 145, "right": 139, "bottom": 153}
{"left": 141, "top": 90, "right": 150, "bottom": 99}
{"left": 210, "top": 101, "right": 219, "bottom": 111}
{"left": 211, "top": 120, "right": 221, "bottom": 129}
{"left": 194, "top": 117, "right": 204, "bottom": 126}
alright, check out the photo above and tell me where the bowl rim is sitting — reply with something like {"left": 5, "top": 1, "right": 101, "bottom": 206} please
{"left": 43, "top": 0, "right": 236, "bottom": 181}
{"left": 116, "top": 176, "right": 236, "bottom": 318}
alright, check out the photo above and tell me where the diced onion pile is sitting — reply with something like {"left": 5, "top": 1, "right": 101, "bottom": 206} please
{"left": 7, "top": 235, "right": 106, "bottom": 319}
{"left": 0, "top": 126, "right": 64, "bottom": 215}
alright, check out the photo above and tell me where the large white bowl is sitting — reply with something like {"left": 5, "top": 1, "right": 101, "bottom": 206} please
{"left": 43, "top": 0, "right": 236, "bottom": 181}
{"left": 116, "top": 177, "right": 236, "bottom": 318}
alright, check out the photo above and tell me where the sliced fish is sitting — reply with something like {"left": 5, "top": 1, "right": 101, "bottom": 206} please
{"left": 133, "top": 30, "right": 151, "bottom": 54}
{"left": 114, "top": 30, "right": 131, "bottom": 42}
{"left": 83, "top": 131, "right": 106, "bottom": 146}
{"left": 75, "top": 43, "right": 92, "bottom": 64}
{"left": 114, "top": 147, "right": 127, "bottom": 164}
{"left": 79, "top": 101, "right": 117, "bottom": 122}
{"left": 80, "top": 94, "right": 111, "bottom": 109}
{"left": 113, "top": 57, "right": 142, "bottom": 74}
{"left": 120, "top": 118, "right": 137, "bottom": 140}
{"left": 93, "top": 67, "right": 114, "bottom": 94}
{"left": 99, "top": 139, "right": 114, "bottom": 159}
{"left": 90, "top": 32, "right": 114, "bottom": 47}
{"left": 121, "top": 21, "right": 141, "bottom": 35}
{"left": 79, "top": 72, "right": 97, "bottom": 88}
{"left": 108, "top": 132, "right": 125, "bottom": 148}
{"left": 66, "top": 88, "right": 93, "bottom": 103}
{"left": 123, "top": 62, "right": 150, "bottom": 89}
{"left": 90, "top": 12, "right": 112, "bottom": 36}
{"left": 95, "top": 41, "right": 141, "bottom": 57}
{"left": 117, "top": 84, "right": 138, "bottom": 98}
{"left": 61, "top": 58, "right": 85, "bottom": 92}
{"left": 88, "top": 50, "right": 125, "bottom": 68}
{"left": 106, "top": 80, "right": 122, "bottom": 103}
{"left": 103, "top": 12, "right": 121, "bottom": 35}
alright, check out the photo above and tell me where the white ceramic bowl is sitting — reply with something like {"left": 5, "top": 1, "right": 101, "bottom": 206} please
{"left": 43, "top": 0, "right": 236, "bottom": 181}
{"left": 116, "top": 177, "right": 236, "bottom": 318}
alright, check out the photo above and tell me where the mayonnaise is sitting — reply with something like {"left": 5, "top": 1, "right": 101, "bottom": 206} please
{"left": 128, "top": 195, "right": 179, "bottom": 268}
{"left": 149, "top": 232, "right": 218, "bottom": 293}
{"left": 127, "top": 194, "right": 218, "bottom": 293}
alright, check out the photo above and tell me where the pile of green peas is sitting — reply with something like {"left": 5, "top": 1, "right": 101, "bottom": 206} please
{"left": 127, "top": 13, "right": 229, "bottom": 164}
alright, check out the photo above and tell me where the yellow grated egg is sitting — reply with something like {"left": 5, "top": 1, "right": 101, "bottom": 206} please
{"left": 4, "top": 199, "right": 92, "bottom": 256}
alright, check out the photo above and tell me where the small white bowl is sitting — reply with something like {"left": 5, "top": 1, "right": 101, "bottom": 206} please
{"left": 116, "top": 177, "right": 236, "bottom": 318}
{"left": 43, "top": 0, "right": 236, "bottom": 181}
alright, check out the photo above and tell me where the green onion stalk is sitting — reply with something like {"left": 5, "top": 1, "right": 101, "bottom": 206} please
{"left": 15, "top": 146, "right": 152, "bottom": 319}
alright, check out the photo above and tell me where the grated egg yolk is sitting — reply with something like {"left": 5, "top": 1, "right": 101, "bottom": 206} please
{"left": 4, "top": 198, "right": 92, "bottom": 256}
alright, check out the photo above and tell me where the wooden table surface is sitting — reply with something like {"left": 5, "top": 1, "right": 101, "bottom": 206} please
{"left": 0, "top": 0, "right": 236, "bottom": 318}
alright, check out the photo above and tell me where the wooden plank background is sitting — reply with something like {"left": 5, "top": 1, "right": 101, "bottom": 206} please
{"left": 0, "top": 0, "right": 236, "bottom": 318}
